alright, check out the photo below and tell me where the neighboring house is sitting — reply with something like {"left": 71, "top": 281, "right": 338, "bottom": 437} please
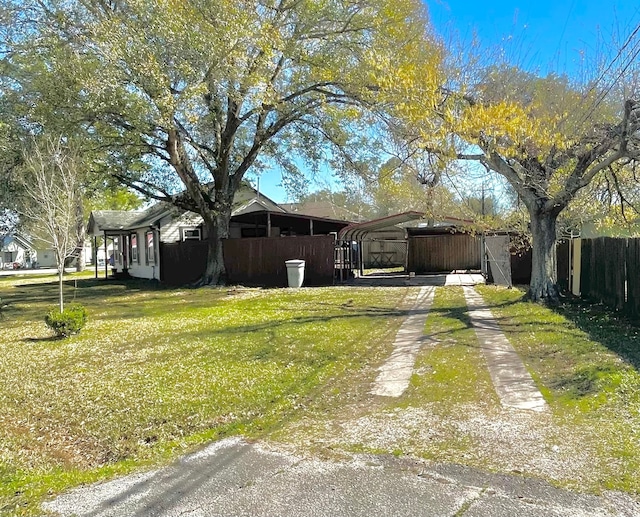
{"left": 87, "top": 186, "right": 351, "bottom": 282}
{"left": 33, "top": 242, "right": 93, "bottom": 268}
{"left": 0, "top": 233, "right": 36, "bottom": 269}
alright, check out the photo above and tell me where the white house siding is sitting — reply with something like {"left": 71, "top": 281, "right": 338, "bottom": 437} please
{"left": 1, "top": 242, "right": 24, "bottom": 267}
{"left": 126, "top": 228, "right": 160, "bottom": 280}
{"left": 159, "top": 213, "right": 204, "bottom": 243}
{"left": 35, "top": 249, "right": 57, "bottom": 268}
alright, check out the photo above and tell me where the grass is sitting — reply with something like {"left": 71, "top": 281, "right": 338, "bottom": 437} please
{"left": 4, "top": 274, "right": 640, "bottom": 512}
{"left": 275, "top": 284, "right": 640, "bottom": 496}
{"left": 404, "top": 286, "right": 498, "bottom": 408}
{"left": 476, "top": 285, "right": 640, "bottom": 492}
{"left": 0, "top": 275, "right": 408, "bottom": 516}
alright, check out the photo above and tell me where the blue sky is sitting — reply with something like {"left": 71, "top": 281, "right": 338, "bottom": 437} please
{"left": 428, "top": 0, "right": 640, "bottom": 76}
{"left": 256, "top": 0, "right": 640, "bottom": 203}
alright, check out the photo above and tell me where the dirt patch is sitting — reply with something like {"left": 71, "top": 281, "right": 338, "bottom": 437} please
{"left": 273, "top": 401, "right": 620, "bottom": 493}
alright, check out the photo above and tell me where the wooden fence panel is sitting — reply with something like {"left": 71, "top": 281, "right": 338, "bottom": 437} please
{"left": 557, "top": 240, "right": 570, "bottom": 291}
{"left": 159, "top": 241, "right": 208, "bottom": 285}
{"left": 579, "top": 237, "right": 627, "bottom": 312}
{"left": 407, "top": 234, "right": 481, "bottom": 273}
{"left": 607, "top": 238, "right": 626, "bottom": 311}
{"left": 626, "top": 239, "right": 640, "bottom": 319}
{"left": 223, "top": 235, "right": 336, "bottom": 287}
{"left": 160, "top": 235, "right": 336, "bottom": 287}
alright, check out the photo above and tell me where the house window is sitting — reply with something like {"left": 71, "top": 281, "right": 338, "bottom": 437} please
{"left": 130, "top": 233, "right": 138, "bottom": 263}
{"left": 4, "top": 251, "right": 13, "bottom": 263}
{"left": 145, "top": 231, "right": 155, "bottom": 265}
{"left": 181, "top": 227, "right": 201, "bottom": 241}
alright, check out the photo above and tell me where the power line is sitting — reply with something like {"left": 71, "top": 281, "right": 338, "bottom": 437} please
{"left": 577, "top": 21, "right": 640, "bottom": 126}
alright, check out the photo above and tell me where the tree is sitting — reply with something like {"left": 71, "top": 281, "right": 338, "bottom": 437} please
{"left": 5, "top": 0, "right": 442, "bottom": 285}
{"left": 17, "top": 136, "right": 85, "bottom": 312}
{"left": 399, "top": 61, "right": 640, "bottom": 302}
{"left": 457, "top": 70, "right": 640, "bottom": 301}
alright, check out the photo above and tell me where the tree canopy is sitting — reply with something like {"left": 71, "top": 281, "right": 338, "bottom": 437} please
{"left": 2, "top": 0, "right": 443, "bottom": 284}
{"left": 394, "top": 57, "right": 640, "bottom": 301}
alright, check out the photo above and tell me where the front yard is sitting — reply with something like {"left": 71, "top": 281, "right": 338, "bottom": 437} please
{"left": 1, "top": 274, "right": 640, "bottom": 515}
{"left": 0, "top": 274, "right": 407, "bottom": 516}
{"left": 277, "top": 286, "right": 640, "bottom": 497}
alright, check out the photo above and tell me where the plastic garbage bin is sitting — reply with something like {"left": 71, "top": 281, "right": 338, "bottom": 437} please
{"left": 285, "top": 259, "right": 305, "bottom": 288}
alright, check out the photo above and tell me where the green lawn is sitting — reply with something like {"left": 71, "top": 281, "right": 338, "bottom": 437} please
{"left": 477, "top": 285, "right": 640, "bottom": 492}
{"left": 3, "top": 276, "right": 640, "bottom": 514}
{"left": 0, "top": 275, "right": 408, "bottom": 516}
{"left": 275, "top": 285, "right": 640, "bottom": 497}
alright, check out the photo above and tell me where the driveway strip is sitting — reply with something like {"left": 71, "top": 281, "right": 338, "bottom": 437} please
{"left": 371, "top": 286, "right": 435, "bottom": 397}
{"left": 463, "top": 286, "right": 547, "bottom": 412}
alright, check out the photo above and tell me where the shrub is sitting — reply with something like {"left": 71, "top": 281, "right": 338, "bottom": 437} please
{"left": 44, "top": 304, "right": 88, "bottom": 337}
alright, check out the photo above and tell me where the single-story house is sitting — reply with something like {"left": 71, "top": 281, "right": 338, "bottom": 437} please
{"left": 87, "top": 186, "right": 351, "bottom": 284}
{"left": 0, "top": 233, "right": 35, "bottom": 269}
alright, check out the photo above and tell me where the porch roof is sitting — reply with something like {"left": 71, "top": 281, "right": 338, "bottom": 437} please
{"left": 87, "top": 204, "right": 173, "bottom": 236}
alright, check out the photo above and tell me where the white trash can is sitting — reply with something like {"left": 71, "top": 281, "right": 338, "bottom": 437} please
{"left": 285, "top": 259, "right": 305, "bottom": 288}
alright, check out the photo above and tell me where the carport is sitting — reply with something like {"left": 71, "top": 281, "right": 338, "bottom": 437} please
{"left": 337, "top": 211, "right": 425, "bottom": 279}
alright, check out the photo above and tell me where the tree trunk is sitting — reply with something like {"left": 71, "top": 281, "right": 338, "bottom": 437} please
{"left": 527, "top": 209, "right": 560, "bottom": 303}
{"left": 199, "top": 210, "right": 232, "bottom": 285}
{"left": 74, "top": 198, "right": 86, "bottom": 272}
{"left": 58, "top": 265, "right": 64, "bottom": 312}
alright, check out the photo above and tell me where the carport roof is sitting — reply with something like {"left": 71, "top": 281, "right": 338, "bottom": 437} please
{"left": 338, "top": 211, "right": 425, "bottom": 240}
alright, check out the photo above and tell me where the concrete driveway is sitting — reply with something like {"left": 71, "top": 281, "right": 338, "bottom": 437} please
{"left": 43, "top": 438, "right": 638, "bottom": 517}
{"left": 349, "top": 272, "right": 485, "bottom": 287}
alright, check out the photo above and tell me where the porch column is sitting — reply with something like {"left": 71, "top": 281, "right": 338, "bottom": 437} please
{"left": 310, "top": 219, "right": 314, "bottom": 236}
{"left": 104, "top": 232, "right": 108, "bottom": 279}
{"left": 94, "top": 236, "right": 98, "bottom": 279}
{"left": 267, "top": 212, "right": 272, "bottom": 237}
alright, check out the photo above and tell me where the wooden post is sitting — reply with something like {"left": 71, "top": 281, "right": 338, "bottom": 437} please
{"left": 94, "top": 236, "right": 98, "bottom": 279}
{"left": 267, "top": 212, "right": 271, "bottom": 237}
{"left": 104, "top": 232, "right": 108, "bottom": 279}
{"left": 310, "top": 219, "right": 314, "bottom": 236}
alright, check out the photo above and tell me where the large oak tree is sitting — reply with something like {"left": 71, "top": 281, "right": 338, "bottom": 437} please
{"left": 4, "top": 0, "right": 442, "bottom": 284}
{"left": 401, "top": 64, "right": 640, "bottom": 302}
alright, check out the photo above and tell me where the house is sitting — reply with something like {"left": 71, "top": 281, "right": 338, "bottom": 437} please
{"left": 0, "top": 233, "right": 35, "bottom": 269}
{"left": 87, "top": 186, "right": 351, "bottom": 285}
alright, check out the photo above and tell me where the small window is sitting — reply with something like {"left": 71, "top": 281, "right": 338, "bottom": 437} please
{"left": 130, "top": 234, "right": 138, "bottom": 263}
{"left": 146, "top": 231, "right": 155, "bottom": 265}
{"left": 181, "top": 228, "right": 201, "bottom": 241}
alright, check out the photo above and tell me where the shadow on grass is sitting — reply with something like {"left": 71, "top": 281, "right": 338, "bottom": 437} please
{"left": 428, "top": 305, "right": 474, "bottom": 329}
{"left": 480, "top": 289, "right": 639, "bottom": 399}
{"left": 24, "top": 335, "right": 64, "bottom": 343}
{"left": 553, "top": 297, "right": 640, "bottom": 372}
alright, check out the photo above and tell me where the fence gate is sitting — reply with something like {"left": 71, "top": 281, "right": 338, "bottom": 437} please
{"left": 408, "top": 234, "right": 481, "bottom": 273}
{"left": 484, "top": 235, "right": 512, "bottom": 287}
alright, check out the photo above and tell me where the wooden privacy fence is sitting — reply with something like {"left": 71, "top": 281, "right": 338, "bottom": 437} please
{"left": 407, "top": 234, "right": 481, "bottom": 273}
{"left": 160, "top": 240, "right": 208, "bottom": 285}
{"left": 160, "top": 236, "right": 336, "bottom": 286}
{"left": 580, "top": 237, "right": 640, "bottom": 317}
{"left": 223, "top": 235, "right": 336, "bottom": 287}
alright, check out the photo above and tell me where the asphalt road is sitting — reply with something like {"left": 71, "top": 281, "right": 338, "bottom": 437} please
{"left": 43, "top": 438, "right": 640, "bottom": 517}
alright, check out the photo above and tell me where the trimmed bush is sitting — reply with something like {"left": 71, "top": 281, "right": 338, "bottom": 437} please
{"left": 44, "top": 304, "right": 88, "bottom": 337}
